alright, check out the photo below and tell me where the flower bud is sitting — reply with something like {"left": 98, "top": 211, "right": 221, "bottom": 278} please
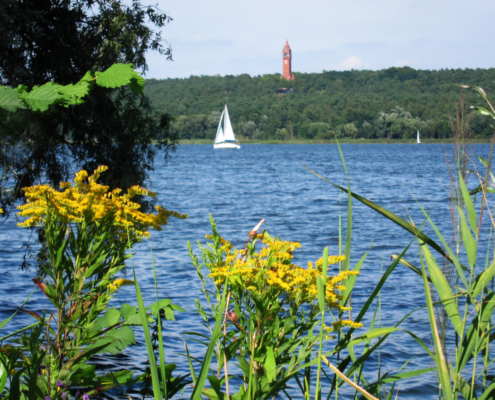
{"left": 227, "top": 310, "right": 238, "bottom": 324}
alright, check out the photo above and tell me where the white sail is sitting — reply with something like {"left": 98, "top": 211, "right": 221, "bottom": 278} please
{"left": 213, "top": 105, "right": 240, "bottom": 148}
{"left": 417, "top": 130, "right": 421, "bottom": 144}
{"left": 223, "top": 105, "right": 236, "bottom": 142}
{"left": 214, "top": 110, "right": 225, "bottom": 144}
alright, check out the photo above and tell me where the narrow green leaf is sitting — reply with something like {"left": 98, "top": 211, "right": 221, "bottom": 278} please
{"left": 132, "top": 265, "right": 162, "bottom": 400}
{"left": 458, "top": 206, "right": 477, "bottom": 268}
{"left": 346, "top": 327, "right": 400, "bottom": 348}
{"left": 478, "top": 381, "right": 495, "bottom": 400}
{"left": 417, "top": 204, "right": 470, "bottom": 289}
{"left": 184, "top": 341, "right": 197, "bottom": 385}
{"left": 422, "top": 244, "right": 463, "bottom": 336}
{"left": 390, "top": 255, "right": 431, "bottom": 282}
{"left": 336, "top": 141, "right": 352, "bottom": 272}
{"left": 343, "top": 248, "right": 369, "bottom": 306}
{"left": 472, "top": 258, "right": 495, "bottom": 298}
{"left": 471, "top": 106, "right": 494, "bottom": 117}
{"left": 0, "top": 355, "right": 7, "bottom": 393}
{"left": 0, "top": 290, "right": 35, "bottom": 331}
{"left": 0, "top": 322, "right": 40, "bottom": 342}
{"left": 191, "top": 279, "right": 229, "bottom": 400}
{"left": 419, "top": 246, "right": 453, "bottom": 400}
{"left": 264, "top": 347, "right": 277, "bottom": 383}
{"left": 316, "top": 276, "right": 325, "bottom": 314}
{"left": 457, "top": 291, "right": 495, "bottom": 373}
{"left": 459, "top": 173, "right": 478, "bottom": 235}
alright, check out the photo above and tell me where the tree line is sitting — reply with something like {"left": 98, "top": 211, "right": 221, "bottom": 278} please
{"left": 145, "top": 67, "right": 495, "bottom": 141}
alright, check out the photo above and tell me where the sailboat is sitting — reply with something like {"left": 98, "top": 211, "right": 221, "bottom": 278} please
{"left": 214, "top": 105, "right": 241, "bottom": 149}
{"left": 417, "top": 130, "right": 421, "bottom": 144}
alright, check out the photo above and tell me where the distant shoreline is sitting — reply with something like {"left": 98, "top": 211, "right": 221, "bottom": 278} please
{"left": 178, "top": 139, "right": 492, "bottom": 145}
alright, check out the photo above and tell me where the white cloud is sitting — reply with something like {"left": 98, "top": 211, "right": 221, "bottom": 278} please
{"left": 337, "top": 56, "right": 367, "bottom": 70}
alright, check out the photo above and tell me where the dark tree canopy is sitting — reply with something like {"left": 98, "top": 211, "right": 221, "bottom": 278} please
{"left": 0, "top": 0, "right": 176, "bottom": 211}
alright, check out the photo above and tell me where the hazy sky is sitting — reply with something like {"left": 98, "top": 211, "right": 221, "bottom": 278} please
{"left": 141, "top": 0, "right": 494, "bottom": 79}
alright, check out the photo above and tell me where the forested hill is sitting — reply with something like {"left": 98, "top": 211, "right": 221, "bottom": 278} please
{"left": 145, "top": 67, "right": 495, "bottom": 141}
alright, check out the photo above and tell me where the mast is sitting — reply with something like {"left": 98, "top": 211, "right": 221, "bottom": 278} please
{"left": 214, "top": 110, "right": 225, "bottom": 144}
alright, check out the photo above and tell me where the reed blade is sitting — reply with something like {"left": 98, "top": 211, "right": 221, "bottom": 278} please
{"left": 419, "top": 246, "right": 453, "bottom": 400}
{"left": 191, "top": 278, "right": 229, "bottom": 400}
{"left": 132, "top": 265, "right": 162, "bottom": 400}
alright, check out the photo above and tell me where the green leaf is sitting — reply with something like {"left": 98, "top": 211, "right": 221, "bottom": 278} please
{"left": 0, "top": 355, "right": 7, "bottom": 394}
{"left": 264, "top": 347, "right": 277, "bottom": 383}
{"left": 103, "top": 326, "right": 136, "bottom": 354}
{"left": 80, "top": 70, "right": 94, "bottom": 82}
{"left": 366, "top": 367, "right": 434, "bottom": 391}
{"left": 191, "top": 278, "right": 229, "bottom": 400}
{"left": 336, "top": 141, "right": 352, "bottom": 273}
{"left": 458, "top": 206, "right": 477, "bottom": 268}
{"left": 128, "top": 72, "right": 145, "bottom": 94}
{"left": 316, "top": 276, "right": 325, "bottom": 313}
{"left": 0, "top": 86, "right": 27, "bottom": 112}
{"left": 459, "top": 173, "right": 478, "bottom": 235}
{"left": 120, "top": 304, "right": 137, "bottom": 319}
{"left": 346, "top": 327, "right": 400, "bottom": 348}
{"left": 478, "top": 381, "right": 495, "bottom": 400}
{"left": 419, "top": 245, "right": 453, "bottom": 400}
{"left": 105, "top": 308, "right": 121, "bottom": 326}
{"left": 343, "top": 248, "right": 369, "bottom": 306}
{"left": 472, "top": 106, "right": 494, "bottom": 118}
{"left": 422, "top": 244, "right": 463, "bottom": 336}
{"left": 0, "top": 290, "right": 35, "bottom": 331}
{"left": 133, "top": 265, "right": 162, "bottom": 400}
{"left": 164, "top": 307, "right": 175, "bottom": 321}
{"left": 472, "top": 259, "right": 495, "bottom": 298}
{"left": 148, "top": 298, "right": 171, "bottom": 316}
{"left": 20, "top": 82, "right": 62, "bottom": 112}
{"left": 457, "top": 291, "right": 495, "bottom": 373}
{"left": 95, "top": 63, "right": 135, "bottom": 88}
{"left": 58, "top": 82, "right": 90, "bottom": 106}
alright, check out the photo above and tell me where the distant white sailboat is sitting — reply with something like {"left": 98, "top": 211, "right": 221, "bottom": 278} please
{"left": 417, "top": 130, "right": 421, "bottom": 144}
{"left": 214, "top": 105, "right": 241, "bottom": 149}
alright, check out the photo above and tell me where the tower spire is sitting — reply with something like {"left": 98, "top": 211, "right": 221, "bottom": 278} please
{"left": 281, "top": 40, "right": 294, "bottom": 81}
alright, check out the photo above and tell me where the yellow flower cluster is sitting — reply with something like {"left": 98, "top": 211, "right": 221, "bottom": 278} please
{"left": 208, "top": 233, "right": 359, "bottom": 312}
{"left": 107, "top": 278, "right": 134, "bottom": 291}
{"left": 17, "top": 166, "right": 187, "bottom": 238}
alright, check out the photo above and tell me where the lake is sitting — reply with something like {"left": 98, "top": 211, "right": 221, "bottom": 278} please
{"left": 1, "top": 143, "right": 492, "bottom": 399}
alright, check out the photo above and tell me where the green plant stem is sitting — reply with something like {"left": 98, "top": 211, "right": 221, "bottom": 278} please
{"left": 150, "top": 241, "right": 168, "bottom": 400}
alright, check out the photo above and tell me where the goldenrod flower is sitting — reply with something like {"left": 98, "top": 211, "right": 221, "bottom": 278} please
{"left": 207, "top": 233, "right": 359, "bottom": 315}
{"left": 17, "top": 166, "right": 188, "bottom": 241}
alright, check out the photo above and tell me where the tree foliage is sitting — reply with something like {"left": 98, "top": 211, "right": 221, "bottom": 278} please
{"left": 0, "top": 0, "right": 176, "bottom": 211}
{"left": 144, "top": 67, "right": 495, "bottom": 141}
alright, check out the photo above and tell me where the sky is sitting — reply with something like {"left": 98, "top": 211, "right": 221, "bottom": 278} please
{"left": 140, "top": 0, "right": 495, "bottom": 80}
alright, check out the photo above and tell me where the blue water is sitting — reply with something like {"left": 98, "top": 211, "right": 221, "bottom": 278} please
{"left": 0, "top": 144, "right": 492, "bottom": 399}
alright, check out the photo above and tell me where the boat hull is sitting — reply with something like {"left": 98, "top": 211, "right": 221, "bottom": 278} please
{"left": 214, "top": 142, "right": 241, "bottom": 149}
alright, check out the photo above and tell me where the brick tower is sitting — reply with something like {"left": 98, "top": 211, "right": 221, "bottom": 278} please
{"left": 281, "top": 40, "right": 294, "bottom": 81}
